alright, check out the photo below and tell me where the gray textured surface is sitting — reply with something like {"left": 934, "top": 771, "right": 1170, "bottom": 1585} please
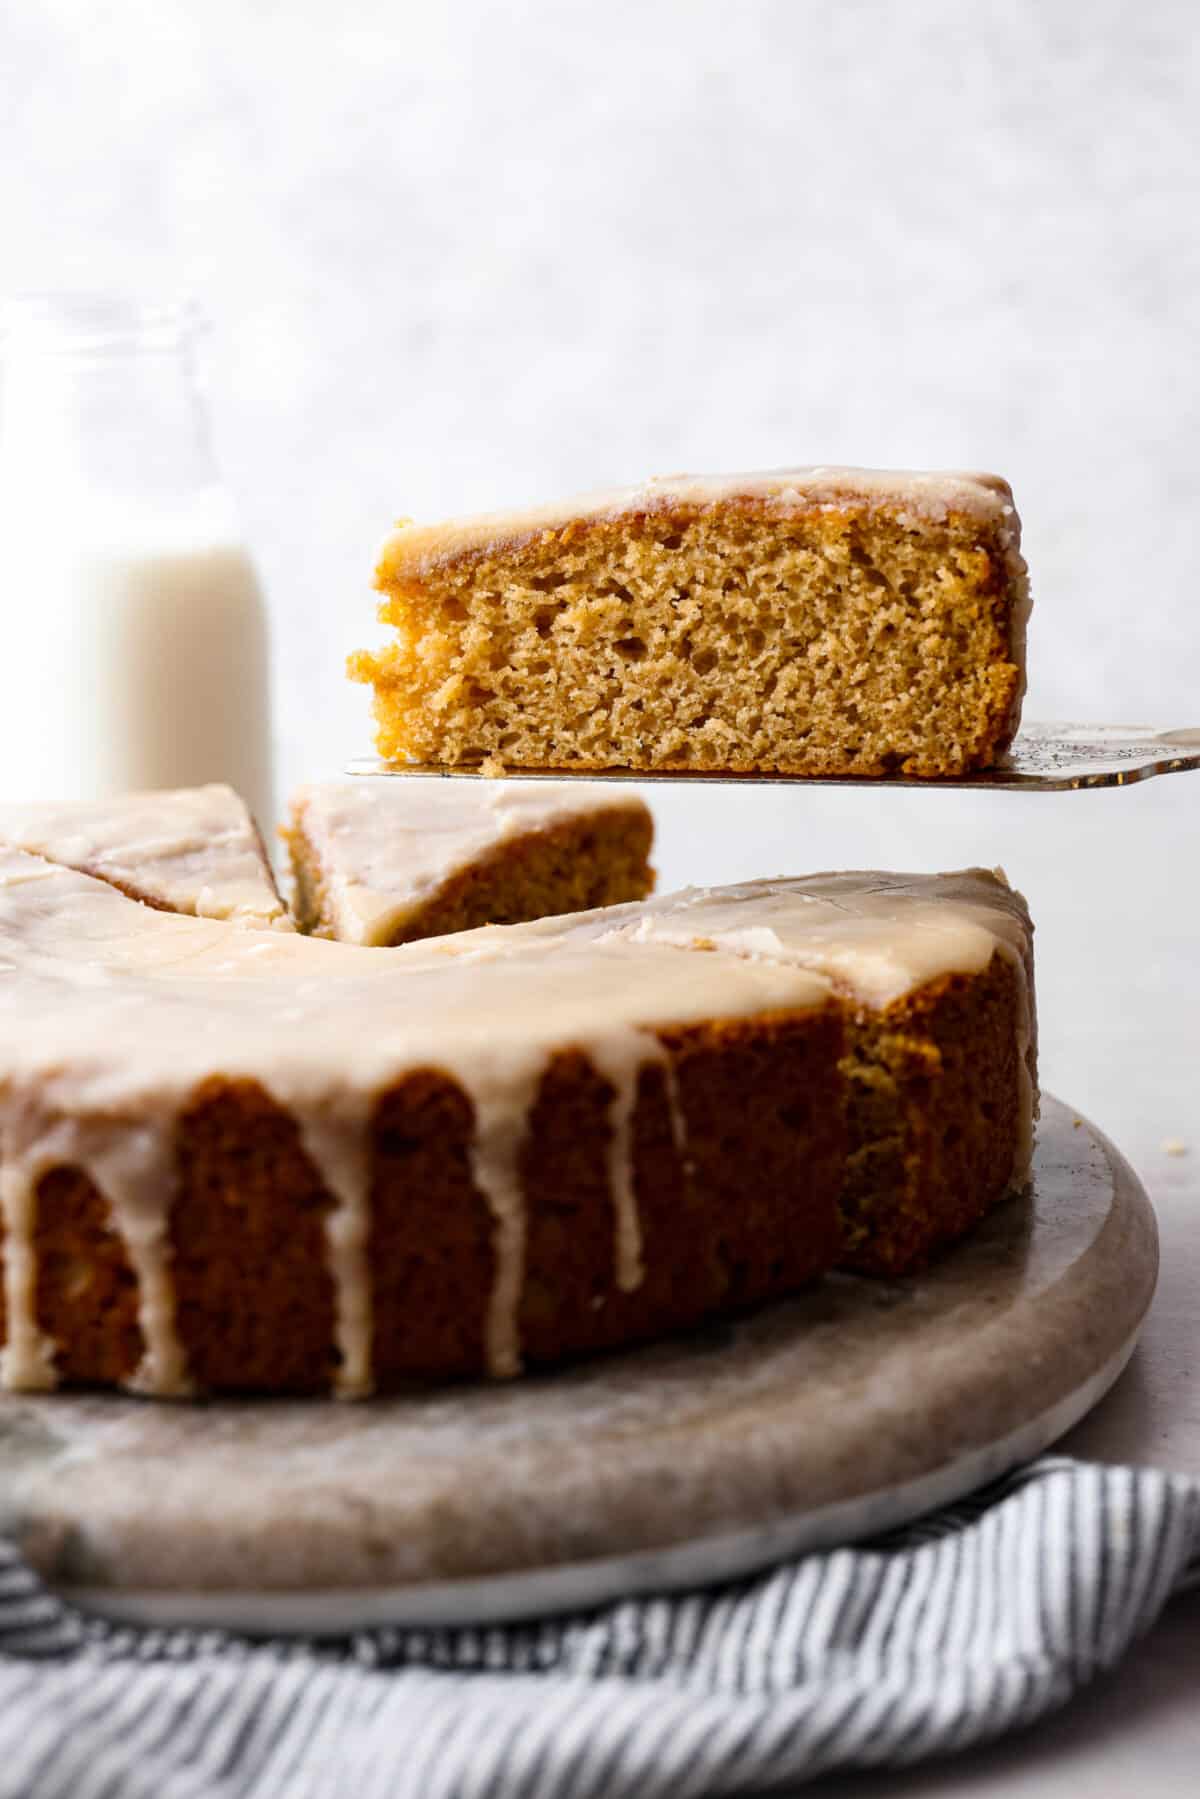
{"left": 0, "top": 1098, "right": 1156, "bottom": 1604}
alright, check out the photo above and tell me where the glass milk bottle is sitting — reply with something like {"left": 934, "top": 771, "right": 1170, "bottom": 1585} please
{"left": 0, "top": 295, "right": 273, "bottom": 828}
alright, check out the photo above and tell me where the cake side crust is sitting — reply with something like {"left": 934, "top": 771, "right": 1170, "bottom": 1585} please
{"left": 838, "top": 953, "right": 1034, "bottom": 1275}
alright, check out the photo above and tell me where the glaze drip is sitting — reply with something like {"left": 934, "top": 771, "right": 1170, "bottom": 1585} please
{"left": 295, "top": 1099, "right": 374, "bottom": 1399}
{"left": 467, "top": 1058, "right": 546, "bottom": 1377}
{"left": 75, "top": 1121, "right": 190, "bottom": 1396}
{"left": 587, "top": 1033, "right": 662, "bottom": 1295}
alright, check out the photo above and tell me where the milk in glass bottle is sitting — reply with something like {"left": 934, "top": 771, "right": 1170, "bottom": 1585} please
{"left": 0, "top": 295, "right": 273, "bottom": 826}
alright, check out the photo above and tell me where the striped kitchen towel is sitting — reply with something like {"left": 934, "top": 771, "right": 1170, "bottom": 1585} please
{"left": 0, "top": 1456, "right": 1197, "bottom": 1799}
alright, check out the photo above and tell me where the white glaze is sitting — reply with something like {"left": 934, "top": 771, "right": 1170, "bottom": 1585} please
{"left": 294, "top": 1096, "right": 374, "bottom": 1400}
{"left": 586, "top": 1033, "right": 662, "bottom": 1294}
{"left": 0, "top": 853, "right": 1034, "bottom": 1396}
{"left": 0, "top": 785, "right": 289, "bottom": 929}
{"left": 376, "top": 467, "right": 1022, "bottom": 578}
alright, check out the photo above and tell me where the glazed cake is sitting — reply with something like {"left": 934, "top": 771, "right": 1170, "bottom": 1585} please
{"left": 0, "top": 785, "right": 289, "bottom": 929}
{"left": 350, "top": 468, "right": 1030, "bottom": 777}
{"left": 283, "top": 778, "right": 654, "bottom": 946}
{"left": 0, "top": 852, "right": 1035, "bottom": 1399}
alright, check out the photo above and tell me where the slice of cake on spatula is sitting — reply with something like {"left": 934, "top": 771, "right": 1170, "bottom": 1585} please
{"left": 351, "top": 467, "right": 1030, "bottom": 777}
{"left": 0, "top": 784, "right": 290, "bottom": 929}
{"left": 283, "top": 778, "right": 654, "bottom": 945}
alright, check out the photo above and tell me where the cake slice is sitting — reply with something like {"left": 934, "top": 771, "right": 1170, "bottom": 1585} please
{"left": 0, "top": 785, "right": 290, "bottom": 929}
{"left": 283, "top": 777, "right": 655, "bottom": 945}
{"left": 351, "top": 467, "right": 1030, "bottom": 777}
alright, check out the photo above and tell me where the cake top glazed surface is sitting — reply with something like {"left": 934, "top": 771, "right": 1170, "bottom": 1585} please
{"left": 0, "top": 784, "right": 288, "bottom": 930}
{"left": 287, "top": 778, "right": 649, "bottom": 946}
{"left": 376, "top": 467, "right": 1022, "bottom": 580}
{"left": 0, "top": 856, "right": 1033, "bottom": 1401}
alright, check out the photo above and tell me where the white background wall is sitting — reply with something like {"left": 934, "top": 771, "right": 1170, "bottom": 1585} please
{"left": 2, "top": 0, "right": 1198, "bottom": 1174}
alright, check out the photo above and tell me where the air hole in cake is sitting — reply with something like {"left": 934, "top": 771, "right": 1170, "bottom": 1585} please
{"left": 692, "top": 649, "right": 718, "bottom": 677}
{"left": 534, "top": 607, "right": 558, "bottom": 638}
{"left": 529, "top": 572, "right": 569, "bottom": 593}
{"left": 614, "top": 637, "right": 647, "bottom": 664}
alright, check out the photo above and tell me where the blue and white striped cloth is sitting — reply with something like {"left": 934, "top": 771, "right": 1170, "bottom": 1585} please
{"left": 0, "top": 1457, "right": 1197, "bottom": 1799}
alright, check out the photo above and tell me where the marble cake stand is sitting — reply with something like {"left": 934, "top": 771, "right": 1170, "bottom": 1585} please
{"left": 0, "top": 1095, "right": 1158, "bottom": 1634}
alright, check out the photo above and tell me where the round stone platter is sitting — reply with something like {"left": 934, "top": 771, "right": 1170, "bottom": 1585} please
{"left": 0, "top": 1095, "right": 1158, "bottom": 1635}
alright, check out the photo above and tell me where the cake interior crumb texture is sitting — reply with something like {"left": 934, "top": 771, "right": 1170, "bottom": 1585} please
{"left": 351, "top": 469, "right": 1030, "bottom": 777}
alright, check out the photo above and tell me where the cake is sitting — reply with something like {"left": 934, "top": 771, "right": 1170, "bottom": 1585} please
{"left": 0, "top": 785, "right": 289, "bottom": 929}
{"left": 283, "top": 778, "right": 655, "bottom": 945}
{"left": 350, "top": 468, "right": 1030, "bottom": 777}
{"left": 0, "top": 846, "right": 1035, "bottom": 1400}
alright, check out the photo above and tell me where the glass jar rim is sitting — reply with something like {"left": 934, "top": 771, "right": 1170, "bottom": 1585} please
{"left": 0, "top": 293, "right": 207, "bottom": 358}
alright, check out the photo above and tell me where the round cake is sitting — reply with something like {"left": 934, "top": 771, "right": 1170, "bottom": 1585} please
{"left": 0, "top": 845, "right": 1035, "bottom": 1400}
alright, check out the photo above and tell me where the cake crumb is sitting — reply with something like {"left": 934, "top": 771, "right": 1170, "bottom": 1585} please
{"left": 1162, "top": 1138, "right": 1189, "bottom": 1157}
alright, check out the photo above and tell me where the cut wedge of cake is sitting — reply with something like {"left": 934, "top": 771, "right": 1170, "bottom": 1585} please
{"left": 0, "top": 785, "right": 289, "bottom": 929}
{"left": 283, "top": 778, "right": 654, "bottom": 945}
{"left": 351, "top": 468, "right": 1030, "bottom": 777}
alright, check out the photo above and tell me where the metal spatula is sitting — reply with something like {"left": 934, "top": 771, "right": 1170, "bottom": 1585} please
{"left": 347, "top": 724, "right": 1200, "bottom": 793}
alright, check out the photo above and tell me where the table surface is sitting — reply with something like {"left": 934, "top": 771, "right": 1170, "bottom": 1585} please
{"left": 808, "top": 1144, "right": 1200, "bottom": 1799}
